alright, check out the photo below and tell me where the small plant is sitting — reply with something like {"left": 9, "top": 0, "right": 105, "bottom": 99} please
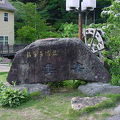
{"left": 0, "top": 82, "right": 29, "bottom": 108}
{"left": 48, "top": 80, "right": 86, "bottom": 89}
{"left": 63, "top": 80, "right": 87, "bottom": 89}
{"left": 48, "top": 81, "right": 65, "bottom": 88}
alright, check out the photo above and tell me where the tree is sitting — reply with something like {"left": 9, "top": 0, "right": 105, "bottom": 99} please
{"left": 16, "top": 26, "right": 36, "bottom": 43}
{"left": 38, "top": 0, "right": 78, "bottom": 29}
{"left": 95, "top": 0, "right": 111, "bottom": 23}
{"left": 10, "top": 1, "right": 53, "bottom": 42}
{"left": 101, "top": 0, "right": 120, "bottom": 85}
{"left": 11, "top": 0, "right": 112, "bottom": 30}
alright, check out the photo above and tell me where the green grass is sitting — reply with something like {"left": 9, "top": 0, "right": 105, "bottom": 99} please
{"left": 34, "top": 90, "right": 85, "bottom": 120}
{"left": 0, "top": 72, "right": 8, "bottom": 83}
{"left": 0, "top": 90, "right": 85, "bottom": 120}
{"left": 91, "top": 112, "right": 112, "bottom": 120}
{"left": 100, "top": 112, "right": 111, "bottom": 118}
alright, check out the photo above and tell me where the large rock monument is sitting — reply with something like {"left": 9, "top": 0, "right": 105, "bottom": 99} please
{"left": 7, "top": 38, "right": 110, "bottom": 85}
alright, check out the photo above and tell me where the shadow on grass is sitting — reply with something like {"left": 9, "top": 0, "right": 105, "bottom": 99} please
{"left": 0, "top": 72, "right": 8, "bottom": 75}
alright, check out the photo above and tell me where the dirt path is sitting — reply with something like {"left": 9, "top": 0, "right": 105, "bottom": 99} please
{"left": 0, "top": 64, "right": 10, "bottom": 72}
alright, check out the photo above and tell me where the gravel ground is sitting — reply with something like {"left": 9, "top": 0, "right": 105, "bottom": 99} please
{"left": 106, "top": 115, "right": 120, "bottom": 120}
{"left": 0, "top": 64, "right": 10, "bottom": 72}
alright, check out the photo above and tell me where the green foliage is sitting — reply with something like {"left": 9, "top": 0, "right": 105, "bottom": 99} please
{"left": 38, "top": 0, "right": 78, "bottom": 29}
{"left": 59, "top": 23, "right": 78, "bottom": 38}
{"left": 105, "top": 57, "right": 120, "bottom": 75}
{"left": 95, "top": 0, "right": 111, "bottom": 23}
{"left": 111, "top": 75, "right": 120, "bottom": 86}
{"left": 0, "top": 82, "right": 29, "bottom": 108}
{"left": 10, "top": 0, "right": 113, "bottom": 43}
{"left": 63, "top": 80, "right": 86, "bottom": 89}
{"left": 101, "top": 1, "right": 120, "bottom": 24}
{"left": 39, "top": 30, "right": 61, "bottom": 38}
{"left": 0, "top": 82, "right": 7, "bottom": 92}
{"left": 48, "top": 81, "right": 65, "bottom": 88}
{"left": 11, "top": 1, "right": 54, "bottom": 43}
{"left": 89, "top": 1, "right": 120, "bottom": 85}
{"left": 102, "top": 1, "right": 120, "bottom": 85}
{"left": 16, "top": 26, "right": 36, "bottom": 43}
{"left": 48, "top": 80, "right": 86, "bottom": 89}
{"left": 20, "top": 2, "right": 49, "bottom": 39}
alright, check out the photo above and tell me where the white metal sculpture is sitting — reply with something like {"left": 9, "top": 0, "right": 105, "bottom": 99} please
{"left": 83, "top": 28, "right": 105, "bottom": 62}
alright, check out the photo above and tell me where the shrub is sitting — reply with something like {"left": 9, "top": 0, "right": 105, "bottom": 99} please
{"left": 59, "top": 23, "right": 78, "bottom": 38}
{"left": 48, "top": 81, "right": 64, "bottom": 88}
{"left": 16, "top": 26, "right": 36, "bottom": 44}
{"left": 63, "top": 80, "right": 86, "bottom": 89}
{"left": 111, "top": 75, "right": 120, "bottom": 86}
{"left": 0, "top": 82, "right": 29, "bottom": 108}
{"left": 48, "top": 80, "right": 86, "bottom": 89}
{"left": 0, "top": 82, "right": 6, "bottom": 92}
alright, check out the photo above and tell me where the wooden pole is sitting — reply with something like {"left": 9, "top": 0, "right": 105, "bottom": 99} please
{"left": 78, "top": 0, "right": 83, "bottom": 40}
{"left": 78, "top": 12, "right": 82, "bottom": 40}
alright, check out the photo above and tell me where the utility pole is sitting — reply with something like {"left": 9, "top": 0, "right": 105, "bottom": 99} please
{"left": 66, "top": 0, "right": 96, "bottom": 40}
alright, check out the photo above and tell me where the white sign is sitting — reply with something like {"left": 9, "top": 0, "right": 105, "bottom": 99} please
{"left": 66, "top": 0, "right": 79, "bottom": 11}
{"left": 66, "top": 0, "right": 96, "bottom": 11}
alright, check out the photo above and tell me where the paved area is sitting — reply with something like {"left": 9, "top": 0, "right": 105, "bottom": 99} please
{"left": 0, "top": 64, "right": 10, "bottom": 72}
{"left": 106, "top": 115, "right": 120, "bottom": 120}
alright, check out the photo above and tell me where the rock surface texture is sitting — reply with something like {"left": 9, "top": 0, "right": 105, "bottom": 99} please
{"left": 14, "top": 84, "right": 50, "bottom": 94}
{"left": 78, "top": 83, "right": 120, "bottom": 96}
{"left": 71, "top": 96, "right": 109, "bottom": 110}
{"left": 7, "top": 38, "right": 110, "bottom": 85}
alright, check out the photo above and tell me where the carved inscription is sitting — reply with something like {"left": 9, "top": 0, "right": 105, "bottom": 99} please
{"left": 71, "top": 63, "right": 84, "bottom": 73}
{"left": 27, "top": 50, "right": 58, "bottom": 58}
{"left": 43, "top": 64, "right": 55, "bottom": 75}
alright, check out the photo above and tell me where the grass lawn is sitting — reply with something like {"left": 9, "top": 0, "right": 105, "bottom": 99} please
{"left": 0, "top": 72, "right": 119, "bottom": 120}
{"left": 0, "top": 72, "right": 8, "bottom": 83}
